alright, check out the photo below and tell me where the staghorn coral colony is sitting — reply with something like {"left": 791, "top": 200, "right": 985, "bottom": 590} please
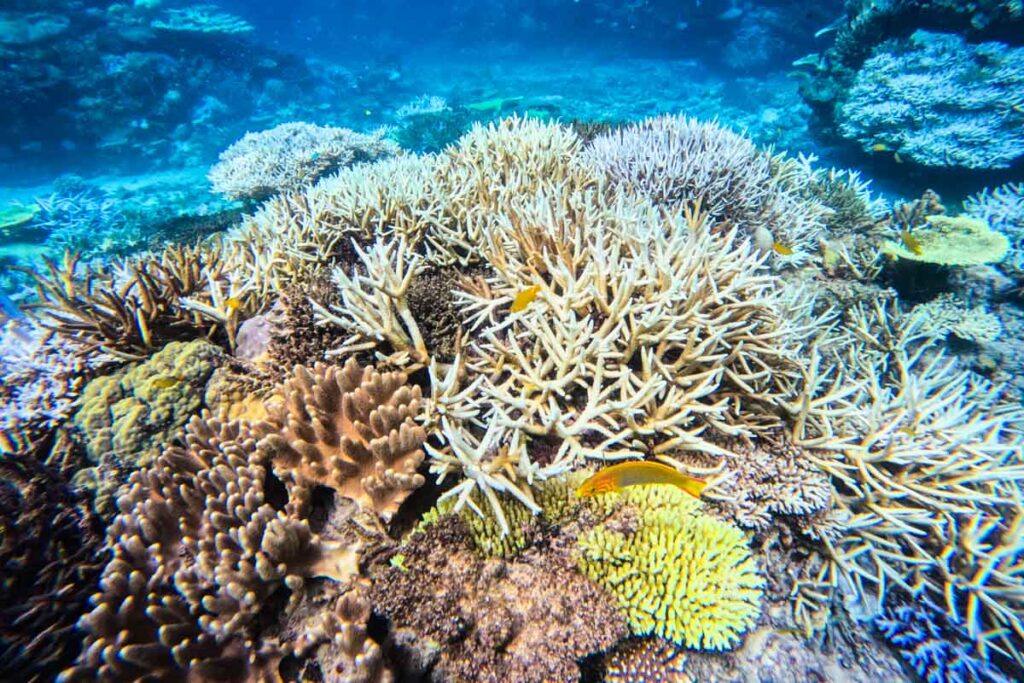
{"left": 1, "top": 112, "right": 1023, "bottom": 683}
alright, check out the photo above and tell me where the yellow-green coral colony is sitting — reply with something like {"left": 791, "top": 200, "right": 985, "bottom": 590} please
{"left": 578, "top": 484, "right": 764, "bottom": 650}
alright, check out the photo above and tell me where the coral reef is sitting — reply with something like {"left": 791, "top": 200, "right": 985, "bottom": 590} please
{"left": 578, "top": 484, "right": 764, "bottom": 650}
{"left": 150, "top": 5, "right": 254, "bottom": 35}
{"left": 70, "top": 338, "right": 225, "bottom": 468}
{"left": 369, "top": 514, "right": 627, "bottom": 683}
{"left": 0, "top": 453, "right": 106, "bottom": 682}
{"left": 209, "top": 122, "right": 399, "bottom": 201}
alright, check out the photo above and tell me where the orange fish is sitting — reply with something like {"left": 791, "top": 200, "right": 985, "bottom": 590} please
{"left": 576, "top": 461, "right": 707, "bottom": 498}
{"left": 510, "top": 284, "right": 541, "bottom": 313}
{"left": 226, "top": 297, "right": 243, "bottom": 311}
{"left": 772, "top": 242, "right": 793, "bottom": 256}
{"left": 899, "top": 230, "right": 924, "bottom": 256}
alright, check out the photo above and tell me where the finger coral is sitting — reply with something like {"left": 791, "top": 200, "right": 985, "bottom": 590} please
{"left": 64, "top": 414, "right": 362, "bottom": 681}
{"left": 788, "top": 302, "right": 1024, "bottom": 664}
{"left": 0, "top": 453, "right": 105, "bottom": 682}
{"left": 258, "top": 357, "right": 427, "bottom": 521}
{"left": 578, "top": 484, "right": 764, "bottom": 650}
{"left": 29, "top": 241, "right": 263, "bottom": 359}
{"left": 209, "top": 122, "right": 399, "bottom": 201}
{"left": 580, "top": 114, "right": 829, "bottom": 262}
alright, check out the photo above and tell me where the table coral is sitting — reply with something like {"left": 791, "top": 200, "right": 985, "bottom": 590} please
{"left": 837, "top": 31, "right": 1024, "bottom": 169}
{"left": 882, "top": 215, "right": 1010, "bottom": 266}
{"left": 70, "top": 338, "right": 225, "bottom": 468}
{"left": 578, "top": 484, "right": 764, "bottom": 651}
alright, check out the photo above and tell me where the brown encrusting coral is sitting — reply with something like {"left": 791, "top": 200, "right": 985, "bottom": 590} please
{"left": 369, "top": 515, "right": 627, "bottom": 683}
{"left": 259, "top": 358, "right": 427, "bottom": 521}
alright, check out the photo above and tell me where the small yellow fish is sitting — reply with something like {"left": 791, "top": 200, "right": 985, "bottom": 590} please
{"left": 576, "top": 461, "right": 707, "bottom": 498}
{"left": 151, "top": 375, "right": 183, "bottom": 389}
{"left": 772, "top": 241, "right": 793, "bottom": 256}
{"left": 898, "top": 425, "right": 918, "bottom": 437}
{"left": 899, "top": 229, "right": 924, "bottom": 256}
{"left": 510, "top": 284, "right": 541, "bottom": 313}
{"left": 871, "top": 143, "right": 889, "bottom": 152}
{"left": 226, "top": 297, "right": 243, "bottom": 311}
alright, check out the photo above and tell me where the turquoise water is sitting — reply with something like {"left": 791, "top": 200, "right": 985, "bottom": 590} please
{"left": 2, "top": 2, "right": 1023, "bottom": 682}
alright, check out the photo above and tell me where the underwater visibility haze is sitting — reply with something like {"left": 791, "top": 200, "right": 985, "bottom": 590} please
{"left": 2, "top": 1, "right": 1024, "bottom": 681}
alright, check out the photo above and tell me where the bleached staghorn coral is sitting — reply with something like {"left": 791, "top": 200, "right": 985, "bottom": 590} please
{"left": 305, "top": 117, "right": 831, "bottom": 531}
{"left": 909, "top": 293, "right": 1002, "bottom": 343}
{"left": 310, "top": 237, "right": 429, "bottom": 367}
{"left": 580, "top": 114, "right": 830, "bottom": 265}
{"left": 209, "top": 122, "right": 398, "bottom": 201}
{"left": 785, "top": 302, "right": 1024, "bottom": 663}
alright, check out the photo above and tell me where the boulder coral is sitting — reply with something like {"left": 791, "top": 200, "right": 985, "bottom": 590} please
{"left": 70, "top": 338, "right": 225, "bottom": 468}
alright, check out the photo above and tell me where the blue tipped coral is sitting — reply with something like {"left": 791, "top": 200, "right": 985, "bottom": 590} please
{"left": 875, "top": 597, "right": 1011, "bottom": 683}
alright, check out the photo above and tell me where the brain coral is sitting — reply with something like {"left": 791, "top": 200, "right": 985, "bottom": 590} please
{"left": 578, "top": 484, "right": 764, "bottom": 650}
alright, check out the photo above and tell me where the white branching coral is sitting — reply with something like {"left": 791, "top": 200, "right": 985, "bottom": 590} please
{"left": 787, "top": 301, "right": 1024, "bottom": 662}
{"left": 580, "top": 114, "right": 830, "bottom": 265}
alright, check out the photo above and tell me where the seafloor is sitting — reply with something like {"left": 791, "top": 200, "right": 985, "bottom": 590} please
{"left": 2, "top": 2, "right": 1024, "bottom": 683}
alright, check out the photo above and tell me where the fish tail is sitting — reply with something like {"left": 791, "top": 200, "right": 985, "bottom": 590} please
{"left": 676, "top": 476, "right": 707, "bottom": 498}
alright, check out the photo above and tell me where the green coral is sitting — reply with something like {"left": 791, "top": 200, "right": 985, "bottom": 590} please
{"left": 71, "top": 339, "right": 224, "bottom": 467}
{"left": 883, "top": 215, "right": 1010, "bottom": 265}
{"left": 578, "top": 485, "right": 764, "bottom": 651}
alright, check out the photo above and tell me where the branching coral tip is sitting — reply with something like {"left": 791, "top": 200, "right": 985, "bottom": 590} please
{"left": 576, "top": 461, "right": 707, "bottom": 498}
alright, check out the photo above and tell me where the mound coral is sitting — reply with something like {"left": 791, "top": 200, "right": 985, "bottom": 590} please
{"left": 578, "top": 484, "right": 764, "bottom": 650}
{"left": 0, "top": 454, "right": 105, "bottom": 682}
{"left": 209, "top": 122, "right": 399, "bottom": 201}
{"left": 603, "top": 638, "right": 689, "bottom": 683}
{"left": 71, "top": 338, "right": 225, "bottom": 468}
{"left": 882, "top": 215, "right": 1010, "bottom": 266}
